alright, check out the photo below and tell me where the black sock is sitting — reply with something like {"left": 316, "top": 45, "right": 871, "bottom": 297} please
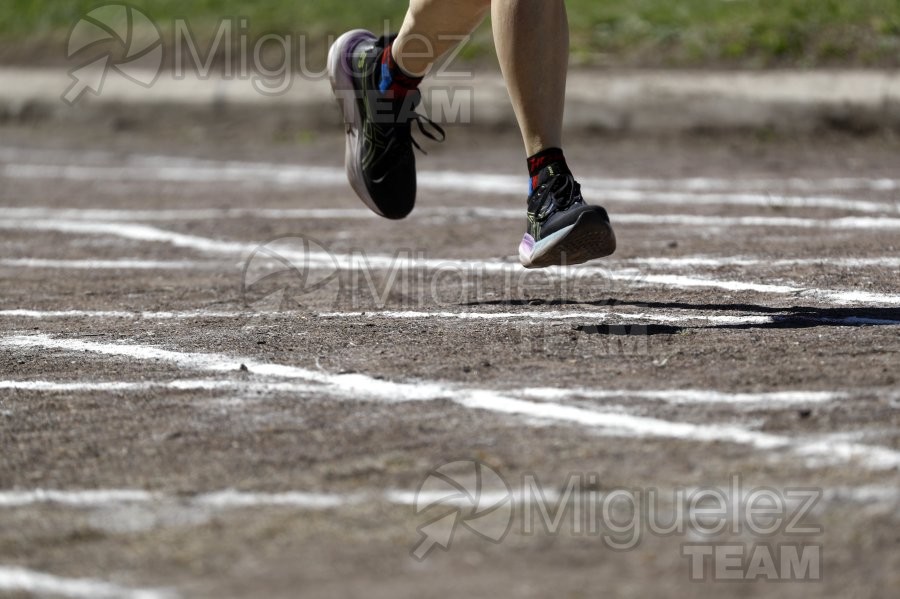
{"left": 527, "top": 147, "right": 569, "bottom": 193}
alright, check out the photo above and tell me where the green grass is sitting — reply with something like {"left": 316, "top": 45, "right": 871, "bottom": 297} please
{"left": 1, "top": 0, "right": 899, "bottom": 67}
{"left": 565, "top": 0, "right": 900, "bottom": 67}
{"left": 0, "top": 1, "right": 408, "bottom": 38}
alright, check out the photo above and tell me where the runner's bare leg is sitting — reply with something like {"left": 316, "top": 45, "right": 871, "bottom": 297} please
{"left": 491, "top": 0, "right": 568, "bottom": 156}
{"left": 393, "top": 0, "right": 491, "bottom": 77}
{"left": 394, "top": 0, "right": 568, "bottom": 157}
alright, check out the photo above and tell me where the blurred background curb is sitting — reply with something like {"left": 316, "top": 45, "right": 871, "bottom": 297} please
{"left": 3, "top": 67, "right": 899, "bottom": 135}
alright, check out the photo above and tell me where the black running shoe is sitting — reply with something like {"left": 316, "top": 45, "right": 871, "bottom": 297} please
{"left": 328, "top": 30, "right": 444, "bottom": 220}
{"left": 518, "top": 164, "right": 616, "bottom": 268}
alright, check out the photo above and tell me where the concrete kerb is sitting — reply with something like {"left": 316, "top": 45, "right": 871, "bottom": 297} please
{"left": 2, "top": 67, "right": 899, "bottom": 134}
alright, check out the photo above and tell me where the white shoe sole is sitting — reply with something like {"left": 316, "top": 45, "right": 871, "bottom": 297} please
{"left": 519, "top": 210, "right": 617, "bottom": 268}
{"left": 327, "top": 29, "right": 384, "bottom": 217}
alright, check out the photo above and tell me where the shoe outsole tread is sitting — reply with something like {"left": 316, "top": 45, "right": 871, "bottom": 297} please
{"left": 521, "top": 210, "right": 616, "bottom": 268}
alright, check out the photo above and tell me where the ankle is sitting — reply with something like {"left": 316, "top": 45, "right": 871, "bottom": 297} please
{"left": 378, "top": 43, "right": 423, "bottom": 99}
{"left": 527, "top": 147, "right": 570, "bottom": 193}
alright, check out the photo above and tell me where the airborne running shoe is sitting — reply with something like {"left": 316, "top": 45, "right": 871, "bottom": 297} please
{"left": 519, "top": 163, "right": 616, "bottom": 268}
{"left": 328, "top": 30, "right": 444, "bottom": 220}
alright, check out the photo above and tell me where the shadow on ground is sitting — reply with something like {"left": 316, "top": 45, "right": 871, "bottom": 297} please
{"left": 464, "top": 299, "right": 900, "bottom": 335}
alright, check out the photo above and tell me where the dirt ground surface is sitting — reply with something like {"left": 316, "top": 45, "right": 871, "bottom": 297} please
{"left": 0, "top": 123, "right": 899, "bottom": 598}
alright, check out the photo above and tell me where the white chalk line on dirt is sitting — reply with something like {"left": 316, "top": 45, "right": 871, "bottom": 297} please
{"left": 4, "top": 159, "right": 899, "bottom": 215}
{"left": 0, "top": 488, "right": 512, "bottom": 510}
{"left": 0, "top": 377, "right": 862, "bottom": 409}
{"left": 0, "top": 258, "right": 233, "bottom": 270}
{"left": 0, "top": 309, "right": 258, "bottom": 320}
{"left": 2, "top": 334, "right": 899, "bottom": 470}
{"left": 596, "top": 191, "right": 897, "bottom": 215}
{"left": 0, "top": 489, "right": 357, "bottom": 510}
{"left": 6, "top": 205, "right": 900, "bottom": 227}
{"left": 318, "top": 310, "right": 900, "bottom": 327}
{"left": 4, "top": 145, "right": 900, "bottom": 192}
{"left": 594, "top": 176, "right": 900, "bottom": 194}
{"left": 324, "top": 310, "right": 771, "bottom": 325}
{"left": 0, "top": 220, "right": 253, "bottom": 256}
{"left": 0, "top": 489, "right": 157, "bottom": 507}
{"left": 627, "top": 255, "right": 900, "bottom": 269}
{"left": 0, "top": 206, "right": 381, "bottom": 222}
{"left": 3, "top": 254, "right": 899, "bottom": 273}
{"left": 3, "top": 308, "right": 898, "bottom": 327}
{"left": 0, "top": 308, "right": 740, "bottom": 323}
{"left": 613, "top": 213, "right": 900, "bottom": 229}
{"left": 630, "top": 273, "right": 900, "bottom": 305}
{"left": 2, "top": 219, "right": 899, "bottom": 306}
{"left": 820, "top": 485, "right": 900, "bottom": 503}
{"left": 0, "top": 379, "right": 322, "bottom": 395}
{"left": 516, "top": 388, "right": 846, "bottom": 406}
{"left": 0, "top": 566, "right": 174, "bottom": 599}
{"left": 0, "top": 484, "right": 897, "bottom": 512}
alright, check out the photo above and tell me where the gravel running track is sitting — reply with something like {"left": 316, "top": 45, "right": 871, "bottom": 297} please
{"left": 0, "top": 124, "right": 898, "bottom": 598}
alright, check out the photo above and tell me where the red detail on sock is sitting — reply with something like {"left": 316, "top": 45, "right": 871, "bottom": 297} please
{"left": 527, "top": 148, "right": 567, "bottom": 177}
{"left": 382, "top": 43, "right": 422, "bottom": 98}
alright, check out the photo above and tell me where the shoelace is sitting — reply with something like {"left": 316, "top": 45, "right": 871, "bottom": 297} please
{"left": 409, "top": 113, "right": 446, "bottom": 153}
{"left": 537, "top": 172, "right": 582, "bottom": 213}
{"left": 386, "top": 111, "right": 445, "bottom": 155}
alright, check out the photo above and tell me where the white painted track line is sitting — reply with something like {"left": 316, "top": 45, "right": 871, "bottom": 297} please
{"left": 626, "top": 256, "right": 900, "bottom": 269}
{"left": 3, "top": 333, "right": 899, "bottom": 470}
{"left": 0, "top": 378, "right": 860, "bottom": 408}
{"left": 0, "top": 309, "right": 256, "bottom": 320}
{"left": 3, "top": 255, "right": 899, "bottom": 272}
{"left": 2, "top": 220, "right": 897, "bottom": 305}
{"left": 3, "top": 157, "right": 900, "bottom": 214}
{"left": 0, "top": 489, "right": 156, "bottom": 507}
{"left": 613, "top": 213, "right": 900, "bottom": 229}
{"left": 2, "top": 308, "right": 898, "bottom": 327}
{"left": 0, "top": 489, "right": 358, "bottom": 510}
{"left": 3, "top": 144, "right": 899, "bottom": 192}
{"left": 0, "top": 258, "right": 232, "bottom": 270}
{"left": 0, "top": 484, "right": 896, "bottom": 511}
{"left": 0, "top": 206, "right": 381, "bottom": 222}
{"left": 5, "top": 206, "right": 900, "bottom": 226}
{"left": 516, "top": 388, "right": 850, "bottom": 406}
{"left": 317, "top": 310, "right": 900, "bottom": 326}
{"left": 0, "top": 379, "right": 321, "bottom": 395}
{"left": 0, "top": 566, "right": 174, "bottom": 599}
